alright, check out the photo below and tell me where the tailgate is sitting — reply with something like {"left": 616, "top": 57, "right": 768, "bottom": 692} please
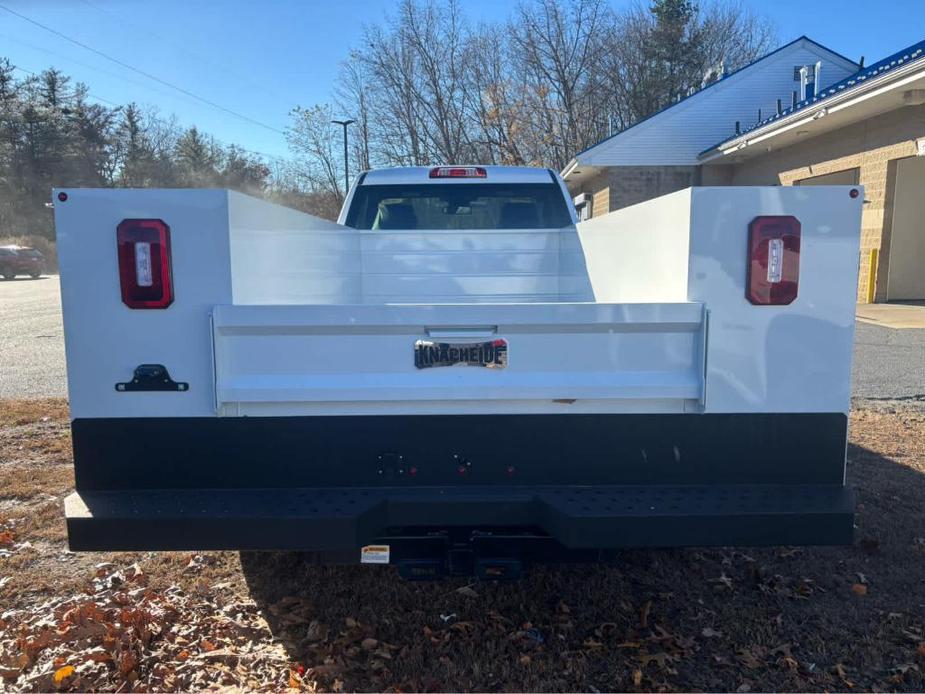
{"left": 212, "top": 302, "right": 706, "bottom": 415}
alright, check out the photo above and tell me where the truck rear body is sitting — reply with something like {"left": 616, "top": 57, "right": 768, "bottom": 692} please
{"left": 55, "top": 167, "right": 863, "bottom": 574}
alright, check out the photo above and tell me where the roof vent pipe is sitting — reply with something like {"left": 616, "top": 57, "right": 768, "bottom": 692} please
{"left": 735, "top": 121, "right": 740, "bottom": 135}
{"left": 777, "top": 98, "right": 782, "bottom": 115}
{"left": 814, "top": 61, "right": 822, "bottom": 96}
{"left": 859, "top": 55, "right": 865, "bottom": 69}
{"left": 799, "top": 66, "right": 809, "bottom": 101}
{"left": 792, "top": 90, "right": 798, "bottom": 108}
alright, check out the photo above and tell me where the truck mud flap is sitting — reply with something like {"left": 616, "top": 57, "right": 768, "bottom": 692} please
{"left": 65, "top": 484, "right": 855, "bottom": 552}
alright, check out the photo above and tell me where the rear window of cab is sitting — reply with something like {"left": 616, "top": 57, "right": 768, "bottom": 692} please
{"left": 344, "top": 183, "right": 573, "bottom": 231}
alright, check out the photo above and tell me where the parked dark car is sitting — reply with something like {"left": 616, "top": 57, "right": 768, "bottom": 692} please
{"left": 0, "top": 246, "right": 44, "bottom": 279}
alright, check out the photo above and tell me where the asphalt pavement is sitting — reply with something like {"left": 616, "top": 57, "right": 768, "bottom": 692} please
{"left": 0, "top": 277, "right": 67, "bottom": 399}
{"left": 852, "top": 321, "right": 925, "bottom": 402}
{"left": 1, "top": 278, "right": 924, "bottom": 402}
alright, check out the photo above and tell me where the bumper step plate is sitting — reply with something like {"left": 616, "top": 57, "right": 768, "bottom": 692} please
{"left": 65, "top": 484, "right": 855, "bottom": 551}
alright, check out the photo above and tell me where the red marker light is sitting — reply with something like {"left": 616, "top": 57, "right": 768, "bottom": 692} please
{"left": 117, "top": 219, "right": 173, "bottom": 309}
{"left": 429, "top": 166, "right": 487, "bottom": 179}
{"left": 746, "top": 216, "right": 801, "bottom": 305}
{"left": 57, "top": 192, "right": 68, "bottom": 202}
{"left": 849, "top": 188, "right": 860, "bottom": 199}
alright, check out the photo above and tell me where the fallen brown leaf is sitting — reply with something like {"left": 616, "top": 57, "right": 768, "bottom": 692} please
{"left": 835, "top": 663, "right": 855, "bottom": 688}
{"left": 640, "top": 600, "right": 652, "bottom": 629}
{"left": 53, "top": 665, "right": 75, "bottom": 686}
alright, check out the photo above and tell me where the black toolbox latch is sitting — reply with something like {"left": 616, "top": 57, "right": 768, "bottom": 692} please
{"left": 115, "top": 364, "right": 188, "bottom": 392}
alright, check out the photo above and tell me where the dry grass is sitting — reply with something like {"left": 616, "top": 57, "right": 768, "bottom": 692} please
{"left": 1, "top": 399, "right": 924, "bottom": 692}
{"left": 0, "top": 399, "right": 69, "bottom": 426}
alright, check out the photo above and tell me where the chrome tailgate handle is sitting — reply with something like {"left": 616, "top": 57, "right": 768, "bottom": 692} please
{"left": 425, "top": 326, "right": 498, "bottom": 339}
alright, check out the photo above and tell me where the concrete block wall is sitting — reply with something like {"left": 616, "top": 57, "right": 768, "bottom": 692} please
{"left": 580, "top": 166, "right": 699, "bottom": 216}
{"left": 591, "top": 186, "right": 610, "bottom": 218}
{"left": 724, "top": 104, "right": 925, "bottom": 302}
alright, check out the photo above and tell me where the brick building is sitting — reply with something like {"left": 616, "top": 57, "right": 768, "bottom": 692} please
{"left": 563, "top": 37, "right": 925, "bottom": 302}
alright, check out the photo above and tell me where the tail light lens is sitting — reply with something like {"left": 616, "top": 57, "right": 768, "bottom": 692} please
{"left": 429, "top": 166, "right": 487, "bottom": 179}
{"left": 117, "top": 219, "right": 173, "bottom": 308}
{"left": 747, "top": 216, "right": 800, "bottom": 305}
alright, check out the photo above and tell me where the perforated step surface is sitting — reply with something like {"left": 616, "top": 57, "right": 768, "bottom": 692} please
{"left": 66, "top": 484, "right": 854, "bottom": 551}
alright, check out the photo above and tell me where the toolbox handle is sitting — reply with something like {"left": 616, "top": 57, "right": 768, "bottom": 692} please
{"left": 425, "top": 326, "right": 498, "bottom": 339}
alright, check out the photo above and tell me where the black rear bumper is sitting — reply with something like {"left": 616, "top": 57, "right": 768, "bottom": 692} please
{"left": 65, "top": 483, "right": 855, "bottom": 552}
{"left": 66, "top": 412, "right": 854, "bottom": 554}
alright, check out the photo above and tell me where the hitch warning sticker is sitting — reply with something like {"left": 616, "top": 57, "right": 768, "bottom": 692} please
{"left": 360, "top": 545, "right": 390, "bottom": 564}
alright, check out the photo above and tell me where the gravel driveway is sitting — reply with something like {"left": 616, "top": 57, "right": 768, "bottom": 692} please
{"left": 1, "top": 278, "right": 924, "bottom": 403}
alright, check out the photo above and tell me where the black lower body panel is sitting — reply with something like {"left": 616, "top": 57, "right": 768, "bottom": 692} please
{"left": 66, "top": 413, "right": 853, "bottom": 553}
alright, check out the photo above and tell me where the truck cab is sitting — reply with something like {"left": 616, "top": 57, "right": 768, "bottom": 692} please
{"left": 54, "top": 167, "right": 863, "bottom": 578}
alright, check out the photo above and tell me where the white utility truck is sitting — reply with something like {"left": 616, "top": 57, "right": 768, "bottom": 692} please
{"left": 56, "top": 166, "right": 862, "bottom": 579}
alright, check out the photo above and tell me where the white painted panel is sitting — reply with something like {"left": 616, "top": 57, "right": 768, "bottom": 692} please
{"left": 575, "top": 188, "right": 691, "bottom": 302}
{"left": 228, "top": 192, "right": 360, "bottom": 305}
{"left": 213, "top": 303, "right": 704, "bottom": 414}
{"left": 358, "top": 229, "right": 593, "bottom": 303}
{"left": 55, "top": 186, "right": 861, "bottom": 421}
{"left": 688, "top": 186, "right": 863, "bottom": 414}
{"left": 230, "top": 221, "right": 597, "bottom": 304}
{"left": 54, "top": 188, "right": 233, "bottom": 419}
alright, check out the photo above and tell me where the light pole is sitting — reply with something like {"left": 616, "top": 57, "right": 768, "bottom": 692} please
{"left": 331, "top": 118, "right": 355, "bottom": 196}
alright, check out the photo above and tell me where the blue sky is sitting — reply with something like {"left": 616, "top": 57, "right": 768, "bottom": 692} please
{"left": 1, "top": 0, "right": 923, "bottom": 159}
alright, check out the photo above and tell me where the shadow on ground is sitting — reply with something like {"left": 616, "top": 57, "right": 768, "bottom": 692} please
{"left": 242, "top": 443, "right": 925, "bottom": 692}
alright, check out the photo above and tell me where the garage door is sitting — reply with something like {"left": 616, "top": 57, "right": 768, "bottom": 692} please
{"left": 887, "top": 157, "right": 925, "bottom": 301}
{"left": 794, "top": 168, "right": 859, "bottom": 186}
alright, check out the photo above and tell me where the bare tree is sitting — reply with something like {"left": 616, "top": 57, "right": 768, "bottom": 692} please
{"left": 462, "top": 23, "right": 530, "bottom": 165}
{"left": 359, "top": 21, "right": 427, "bottom": 166}
{"left": 295, "top": 0, "right": 776, "bottom": 173}
{"left": 510, "top": 0, "right": 609, "bottom": 168}
{"left": 398, "top": 0, "right": 469, "bottom": 162}
{"left": 287, "top": 104, "right": 348, "bottom": 200}
{"left": 604, "top": 0, "right": 776, "bottom": 128}
{"left": 335, "top": 52, "right": 373, "bottom": 172}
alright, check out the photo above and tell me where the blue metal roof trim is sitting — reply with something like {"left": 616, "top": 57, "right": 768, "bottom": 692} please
{"left": 702, "top": 38, "right": 925, "bottom": 155}
{"left": 572, "top": 36, "right": 857, "bottom": 160}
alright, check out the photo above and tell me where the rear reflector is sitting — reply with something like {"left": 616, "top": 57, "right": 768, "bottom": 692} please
{"left": 429, "top": 166, "right": 487, "bottom": 179}
{"left": 117, "top": 219, "right": 173, "bottom": 309}
{"left": 747, "top": 215, "right": 800, "bottom": 305}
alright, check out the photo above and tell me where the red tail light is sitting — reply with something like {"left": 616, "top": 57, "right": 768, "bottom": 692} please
{"left": 746, "top": 216, "right": 800, "bottom": 305}
{"left": 117, "top": 219, "right": 173, "bottom": 309}
{"left": 429, "top": 166, "right": 487, "bottom": 179}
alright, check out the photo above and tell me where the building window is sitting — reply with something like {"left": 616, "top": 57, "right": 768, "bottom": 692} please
{"left": 573, "top": 192, "right": 591, "bottom": 220}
